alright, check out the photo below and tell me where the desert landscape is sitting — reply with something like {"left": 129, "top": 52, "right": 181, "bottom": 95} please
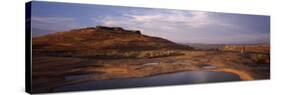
{"left": 28, "top": 1, "right": 270, "bottom": 93}
{"left": 31, "top": 26, "right": 270, "bottom": 93}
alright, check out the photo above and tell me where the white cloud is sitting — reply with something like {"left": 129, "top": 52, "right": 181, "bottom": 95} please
{"left": 187, "top": 11, "right": 210, "bottom": 28}
{"left": 32, "top": 16, "right": 76, "bottom": 31}
{"left": 121, "top": 10, "right": 206, "bottom": 28}
{"left": 93, "top": 9, "right": 263, "bottom": 44}
{"left": 98, "top": 10, "right": 234, "bottom": 31}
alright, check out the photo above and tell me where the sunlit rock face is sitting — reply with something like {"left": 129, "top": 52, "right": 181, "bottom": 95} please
{"left": 32, "top": 26, "right": 193, "bottom": 58}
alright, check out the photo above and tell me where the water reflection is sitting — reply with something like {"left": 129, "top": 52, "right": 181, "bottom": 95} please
{"left": 54, "top": 71, "right": 240, "bottom": 92}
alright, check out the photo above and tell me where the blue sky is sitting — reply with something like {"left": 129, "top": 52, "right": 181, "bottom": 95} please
{"left": 31, "top": 1, "right": 270, "bottom": 44}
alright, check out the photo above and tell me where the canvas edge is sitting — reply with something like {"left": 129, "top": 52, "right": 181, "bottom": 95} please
{"left": 25, "top": 1, "right": 32, "bottom": 94}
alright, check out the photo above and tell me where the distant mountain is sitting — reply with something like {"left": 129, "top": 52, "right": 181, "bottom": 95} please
{"left": 32, "top": 26, "right": 192, "bottom": 58}
{"left": 181, "top": 43, "right": 224, "bottom": 50}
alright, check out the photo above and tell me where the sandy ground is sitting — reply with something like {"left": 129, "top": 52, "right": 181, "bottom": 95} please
{"left": 31, "top": 50, "right": 270, "bottom": 93}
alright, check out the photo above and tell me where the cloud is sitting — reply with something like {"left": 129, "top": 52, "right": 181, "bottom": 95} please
{"left": 97, "top": 10, "right": 236, "bottom": 33}
{"left": 95, "top": 10, "right": 236, "bottom": 42}
{"left": 32, "top": 16, "right": 76, "bottom": 31}
{"left": 92, "top": 9, "right": 268, "bottom": 44}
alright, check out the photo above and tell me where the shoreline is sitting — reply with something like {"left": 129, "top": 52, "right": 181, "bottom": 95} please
{"left": 31, "top": 50, "right": 269, "bottom": 93}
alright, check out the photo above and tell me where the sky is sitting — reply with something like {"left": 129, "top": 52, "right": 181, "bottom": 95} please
{"left": 31, "top": 1, "right": 270, "bottom": 44}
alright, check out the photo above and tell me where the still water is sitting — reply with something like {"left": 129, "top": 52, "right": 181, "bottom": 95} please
{"left": 54, "top": 71, "right": 240, "bottom": 92}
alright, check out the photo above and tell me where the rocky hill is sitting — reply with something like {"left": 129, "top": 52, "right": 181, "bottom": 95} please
{"left": 32, "top": 26, "right": 192, "bottom": 58}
